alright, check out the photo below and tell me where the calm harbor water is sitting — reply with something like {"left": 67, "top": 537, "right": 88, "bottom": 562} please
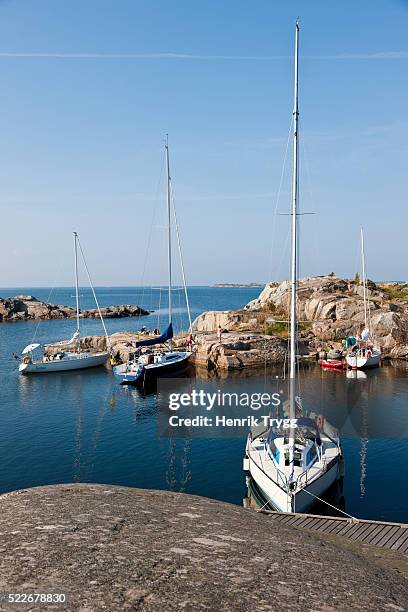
{"left": 0, "top": 286, "right": 407, "bottom": 523}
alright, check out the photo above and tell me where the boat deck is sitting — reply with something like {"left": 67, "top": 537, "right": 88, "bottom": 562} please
{"left": 262, "top": 510, "right": 408, "bottom": 551}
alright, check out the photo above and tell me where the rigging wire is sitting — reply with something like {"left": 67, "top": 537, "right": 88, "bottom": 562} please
{"left": 157, "top": 288, "right": 162, "bottom": 332}
{"left": 30, "top": 283, "right": 60, "bottom": 345}
{"left": 301, "top": 131, "right": 320, "bottom": 271}
{"left": 267, "top": 116, "right": 293, "bottom": 280}
{"left": 29, "top": 252, "right": 70, "bottom": 346}
{"left": 169, "top": 178, "right": 192, "bottom": 333}
{"left": 136, "top": 146, "right": 166, "bottom": 318}
{"left": 362, "top": 231, "right": 374, "bottom": 340}
{"left": 76, "top": 236, "right": 110, "bottom": 346}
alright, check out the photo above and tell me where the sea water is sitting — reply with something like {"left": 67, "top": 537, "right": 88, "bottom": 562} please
{"left": 0, "top": 286, "right": 407, "bottom": 522}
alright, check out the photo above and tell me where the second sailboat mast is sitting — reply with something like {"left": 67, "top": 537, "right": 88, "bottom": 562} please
{"left": 165, "top": 136, "right": 173, "bottom": 351}
{"left": 360, "top": 227, "right": 368, "bottom": 332}
{"left": 73, "top": 231, "right": 80, "bottom": 336}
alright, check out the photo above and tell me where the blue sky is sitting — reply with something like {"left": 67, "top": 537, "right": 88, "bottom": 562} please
{"left": 0, "top": 0, "right": 407, "bottom": 287}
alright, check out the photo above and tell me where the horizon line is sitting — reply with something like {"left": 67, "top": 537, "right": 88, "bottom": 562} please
{"left": 0, "top": 278, "right": 404, "bottom": 290}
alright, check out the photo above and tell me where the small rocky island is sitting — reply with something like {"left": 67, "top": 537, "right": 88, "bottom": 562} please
{"left": 0, "top": 295, "right": 150, "bottom": 322}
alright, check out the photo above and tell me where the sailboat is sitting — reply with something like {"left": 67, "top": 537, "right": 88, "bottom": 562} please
{"left": 346, "top": 229, "right": 381, "bottom": 369}
{"left": 244, "top": 22, "right": 342, "bottom": 513}
{"left": 113, "top": 138, "right": 192, "bottom": 386}
{"left": 18, "top": 232, "right": 110, "bottom": 374}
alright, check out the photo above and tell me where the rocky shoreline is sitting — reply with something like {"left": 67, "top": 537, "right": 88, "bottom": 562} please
{"left": 29, "top": 275, "right": 408, "bottom": 371}
{"left": 191, "top": 275, "right": 408, "bottom": 366}
{"left": 0, "top": 295, "right": 150, "bottom": 323}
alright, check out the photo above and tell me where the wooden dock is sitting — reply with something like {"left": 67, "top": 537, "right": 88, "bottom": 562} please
{"left": 263, "top": 510, "right": 408, "bottom": 551}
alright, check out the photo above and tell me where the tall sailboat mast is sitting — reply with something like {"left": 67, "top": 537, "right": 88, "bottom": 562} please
{"left": 360, "top": 227, "right": 368, "bottom": 332}
{"left": 165, "top": 135, "right": 173, "bottom": 352}
{"left": 245, "top": 21, "right": 343, "bottom": 516}
{"left": 73, "top": 231, "right": 80, "bottom": 337}
{"left": 289, "top": 21, "right": 300, "bottom": 442}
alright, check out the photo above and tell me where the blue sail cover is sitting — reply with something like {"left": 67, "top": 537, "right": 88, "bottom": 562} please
{"left": 135, "top": 323, "right": 173, "bottom": 348}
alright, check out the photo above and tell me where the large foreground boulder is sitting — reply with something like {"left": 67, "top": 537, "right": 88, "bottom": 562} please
{"left": 0, "top": 484, "right": 406, "bottom": 611}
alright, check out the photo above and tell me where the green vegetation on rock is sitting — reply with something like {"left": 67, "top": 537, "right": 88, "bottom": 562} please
{"left": 259, "top": 320, "right": 312, "bottom": 338}
{"left": 380, "top": 283, "right": 408, "bottom": 300}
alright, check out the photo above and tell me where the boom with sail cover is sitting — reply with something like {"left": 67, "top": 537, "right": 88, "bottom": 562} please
{"left": 46, "top": 330, "right": 80, "bottom": 348}
{"left": 134, "top": 323, "right": 173, "bottom": 348}
{"left": 22, "top": 343, "right": 41, "bottom": 355}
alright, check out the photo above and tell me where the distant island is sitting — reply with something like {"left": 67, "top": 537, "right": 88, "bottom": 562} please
{"left": 0, "top": 295, "right": 150, "bottom": 323}
{"left": 212, "top": 283, "right": 264, "bottom": 288}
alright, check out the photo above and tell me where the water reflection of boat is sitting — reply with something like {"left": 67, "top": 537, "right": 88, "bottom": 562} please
{"left": 345, "top": 368, "right": 370, "bottom": 499}
{"left": 244, "top": 22, "right": 342, "bottom": 514}
{"left": 346, "top": 369, "right": 367, "bottom": 380}
{"left": 166, "top": 435, "right": 192, "bottom": 493}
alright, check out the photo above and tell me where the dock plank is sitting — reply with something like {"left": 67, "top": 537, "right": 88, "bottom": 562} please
{"left": 316, "top": 519, "right": 348, "bottom": 533}
{"left": 324, "top": 520, "right": 350, "bottom": 534}
{"left": 376, "top": 526, "right": 403, "bottom": 548}
{"left": 400, "top": 539, "right": 408, "bottom": 553}
{"left": 295, "top": 516, "right": 320, "bottom": 529}
{"left": 359, "top": 523, "right": 384, "bottom": 543}
{"left": 264, "top": 510, "right": 407, "bottom": 550}
{"left": 367, "top": 525, "right": 395, "bottom": 546}
{"left": 380, "top": 527, "right": 408, "bottom": 550}
{"left": 391, "top": 530, "right": 408, "bottom": 551}
{"left": 348, "top": 522, "right": 376, "bottom": 541}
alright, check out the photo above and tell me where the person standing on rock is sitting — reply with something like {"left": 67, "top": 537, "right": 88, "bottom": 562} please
{"left": 218, "top": 325, "right": 222, "bottom": 343}
{"left": 186, "top": 334, "right": 193, "bottom": 350}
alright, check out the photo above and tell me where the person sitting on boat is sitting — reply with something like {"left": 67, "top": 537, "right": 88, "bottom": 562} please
{"left": 153, "top": 328, "right": 160, "bottom": 336}
{"left": 140, "top": 326, "right": 146, "bottom": 333}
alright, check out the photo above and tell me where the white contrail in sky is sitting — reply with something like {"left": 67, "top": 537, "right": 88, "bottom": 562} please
{"left": 312, "top": 51, "right": 408, "bottom": 60}
{"left": 0, "top": 51, "right": 406, "bottom": 60}
{"left": 0, "top": 52, "right": 288, "bottom": 60}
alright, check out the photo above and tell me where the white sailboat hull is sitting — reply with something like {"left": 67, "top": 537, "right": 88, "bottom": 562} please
{"left": 346, "top": 351, "right": 381, "bottom": 370}
{"left": 19, "top": 352, "right": 109, "bottom": 374}
{"left": 114, "top": 351, "right": 191, "bottom": 386}
{"left": 246, "top": 449, "right": 340, "bottom": 513}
